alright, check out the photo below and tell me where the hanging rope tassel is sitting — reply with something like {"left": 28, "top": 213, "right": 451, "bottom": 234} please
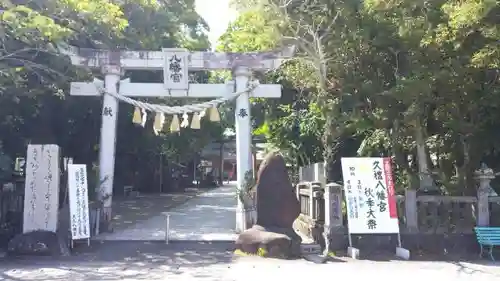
{"left": 153, "top": 112, "right": 165, "bottom": 135}
{"left": 95, "top": 80, "right": 260, "bottom": 134}
{"left": 199, "top": 109, "right": 206, "bottom": 118}
{"left": 180, "top": 112, "right": 190, "bottom": 128}
{"left": 132, "top": 107, "right": 142, "bottom": 125}
{"left": 191, "top": 112, "right": 201, "bottom": 129}
{"left": 170, "top": 114, "right": 180, "bottom": 132}
{"left": 208, "top": 106, "right": 220, "bottom": 122}
{"left": 140, "top": 108, "right": 148, "bottom": 127}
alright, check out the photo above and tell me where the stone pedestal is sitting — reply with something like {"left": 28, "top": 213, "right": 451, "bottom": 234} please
{"left": 7, "top": 230, "right": 70, "bottom": 257}
{"left": 322, "top": 183, "right": 346, "bottom": 252}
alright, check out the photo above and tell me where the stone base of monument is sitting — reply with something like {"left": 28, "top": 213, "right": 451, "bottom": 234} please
{"left": 300, "top": 243, "right": 321, "bottom": 254}
{"left": 347, "top": 246, "right": 360, "bottom": 259}
{"left": 7, "top": 230, "right": 71, "bottom": 257}
{"left": 302, "top": 253, "right": 329, "bottom": 263}
{"left": 301, "top": 244, "right": 329, "bottom": 264}
{"left": 235, "top": 225, "right": 302, "bottom": 259}
{"left": 236, "top": 152, "right": 303, "bottom": 259}
{"left": 396, "top": 246, "right": 410, "bottom": 260}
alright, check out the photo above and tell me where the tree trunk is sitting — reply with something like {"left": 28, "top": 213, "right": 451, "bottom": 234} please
{"left": 414, "top": 122, "right": 435, "bottom": 191}
{"left": 391, "top": 120, "right": 417, "bottom": 189}
{"left": 219, "top": 142, "right": 224, "bottom": 184}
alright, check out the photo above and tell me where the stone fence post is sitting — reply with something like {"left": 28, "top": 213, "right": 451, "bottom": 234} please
{"left": 295, "top": 181, "right": 308, "bottom": 196}
{"left": 404, "top": 189, "right": 418, "bottom": 233}
{"left": 310, "top": 181, "right": 321, "bottom": 219}
{"left": 313, "top": 162, "right": 326, "bottom": 187}
{"left": 477, "top": 190, "right": 490, "bottom": 227}
{"left": 323, "top": 183, "right": 345, "bottom": 252}
{"left": 299, "top": 165, "right": 314, "bottom": 182}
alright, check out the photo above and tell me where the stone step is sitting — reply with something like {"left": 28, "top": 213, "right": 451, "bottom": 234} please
{"left": 300, "top": 243, "right": 322, "bottom": 255}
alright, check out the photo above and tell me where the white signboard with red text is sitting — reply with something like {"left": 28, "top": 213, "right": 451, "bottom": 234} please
{"left": 341, "top": 157, "right": 399, "bottom": 234}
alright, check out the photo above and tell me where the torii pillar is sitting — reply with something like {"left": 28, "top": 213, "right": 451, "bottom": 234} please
{"left": 64, "top": 46, "right": 294, "bottom": 233}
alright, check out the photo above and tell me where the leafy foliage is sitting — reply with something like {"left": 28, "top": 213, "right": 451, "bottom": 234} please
{"left": 0, "top": 0, "right": 216, "bottom": 193}
{"left": 221, "top": 0, "right": 500, "bottom": 194}
{"left": 217, "top": 9, "right": 324, "bottom": 170}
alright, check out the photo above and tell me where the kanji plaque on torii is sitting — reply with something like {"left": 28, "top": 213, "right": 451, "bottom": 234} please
{"left": 64, "top": 45, "right": 294, "bottom": 233}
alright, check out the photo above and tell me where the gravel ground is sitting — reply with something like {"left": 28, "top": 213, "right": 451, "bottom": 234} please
{"left": 0, "top": 242, "right": 499, "bottom": 281}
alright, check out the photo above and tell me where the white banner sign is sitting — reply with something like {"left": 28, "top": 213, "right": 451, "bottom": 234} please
{"left": 341, "top": 157, "right": 399, "bottom": 234}
{"left": 68, "top": 164, "right": 91, "bottom": 240}
{"left": 23, "top": 144, "right": 60, "bottom": 233}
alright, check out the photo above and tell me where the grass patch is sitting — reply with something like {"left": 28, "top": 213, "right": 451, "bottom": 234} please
{"left": 233, "top": 247, "right": 268, "bottom": 257}
{"left": 257, "top": 247, "right": 268, "bottom": 257}
{"left": 234, "top": 249, "right": 250, "bottom": 256}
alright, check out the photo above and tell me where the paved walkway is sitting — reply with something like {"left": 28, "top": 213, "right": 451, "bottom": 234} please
{"left": 95, "top": 184, "right": 238, "bottom": 241}
{"left": 1, "top": 242, "right": 499, "bottom": 281}
{"left": 105, "top": 189, "right": 201, "bottom": 232}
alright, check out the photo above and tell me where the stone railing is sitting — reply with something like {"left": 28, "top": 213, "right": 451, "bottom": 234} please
{"left": 296, "top": 182, "right": 325, "bottom": 222}
{"left": 294, "top": 181, "right": 340, "bottom": 246}
{"left": 298, "top": 163, "right": 326, "bottom": 185}
{"left": 399, "top": 165, "right": 500, "bottom": 233}
{"left": 300, "top": 186, "right": 500, "bottom": 231}
{"left": 398, "top": 192, "right": 477, "bottom": 234}
{"left": 294, "top": 164, "right": 500, "bottom": 252}
{"left": 0, "top": 180, "right": 24, "bottom": 245}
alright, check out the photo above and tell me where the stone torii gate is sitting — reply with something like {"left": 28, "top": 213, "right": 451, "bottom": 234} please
{"left": 64, "top": 46, "right": 294, "bottom": 233}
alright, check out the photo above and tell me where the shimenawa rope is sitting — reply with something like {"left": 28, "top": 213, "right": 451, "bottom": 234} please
{"left": 96, "top": 80, "right": 259, "bottom": 114}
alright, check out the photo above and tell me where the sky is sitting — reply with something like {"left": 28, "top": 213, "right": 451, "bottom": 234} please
{"left": 195, "top": 0, "right": 238, "bottom": 49}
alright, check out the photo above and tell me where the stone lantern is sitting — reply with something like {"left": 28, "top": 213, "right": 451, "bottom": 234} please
{"left": 474, "top": 163, "right": 497, "bottom": 196}
{"left": 474, "top": 163, "right": 497, "bottom": 226}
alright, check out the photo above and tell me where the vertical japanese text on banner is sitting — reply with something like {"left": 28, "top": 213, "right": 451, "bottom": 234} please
{"left": 341, "top": 157, "right": 400, "bottom": 234}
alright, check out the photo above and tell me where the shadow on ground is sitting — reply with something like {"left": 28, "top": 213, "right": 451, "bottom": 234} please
{"left": 108, "top": 188, "right": 203, "bottom": 232}
{"left": 96, "top": 186, "right": 237, "bottom": 241}
{"left": 167, "top": 187, "right": 237, "bottom": 241}
{"left": 1, "top": 242, "right": 500, "bottom": 280}
{"left": 0, "top": 241, "right": 234, "bottom": 281}
{"left": 331, "top": 248, "right": 500, "bottom": 263}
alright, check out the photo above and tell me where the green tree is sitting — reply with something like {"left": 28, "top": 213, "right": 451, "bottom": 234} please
{"left": 222, "top": 0, "right": 500, "bottom": 195}
{"left": 0, "top": 0, "right": 216, "bottom": 196}
{"left": 217, "top": 8, "right": 325, "bottom": 169}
